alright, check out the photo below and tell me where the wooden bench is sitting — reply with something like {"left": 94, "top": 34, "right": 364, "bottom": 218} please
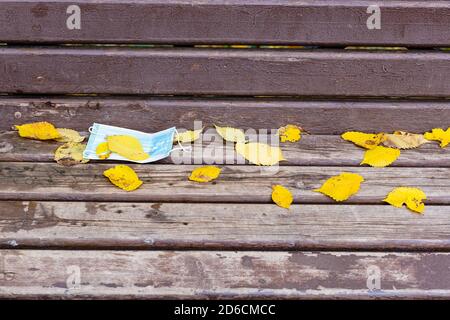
{"left": 1, "top": 0, "right": 450, "bottom": 299}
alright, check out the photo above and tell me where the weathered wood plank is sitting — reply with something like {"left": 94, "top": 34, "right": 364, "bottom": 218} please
{"left": 3, "top": 48, "right": 450, "bottom": 96}
{"left": 1, "top": 0, "right": 450, "bottom": 46}
{"left": 2, "top": 97, "right": 450, "bottom": 134}
{"left": 1, "top": 250, "right": 449, "bottom": 299}
{"left": 0, "top": 163, "right": 449, "bottom": 204}
{"left": 2, "top": 131, "right": 450, "bottom": 167}
{"left": 1, "top": 201, "right": 450, "bottom": 250}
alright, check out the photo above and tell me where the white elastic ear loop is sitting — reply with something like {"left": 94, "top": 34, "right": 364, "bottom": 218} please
{"left": 170, "top": 128, "right": 192, "bottom": 153}
{"left": 88, "top": 126, "right": 94, "bottom": 133}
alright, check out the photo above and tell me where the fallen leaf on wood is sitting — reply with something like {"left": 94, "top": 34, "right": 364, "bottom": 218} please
{"left": 96, "top": 142, "right": 111, "bottom": 160}
{"left": 382, "top": 131, "right": 428, "bottom": 149}
{"left": 103, "top": 165, "right": 143, "bottom": 191}
{"left": 278, "top": 124, "right": 302, "bottom": 143}
{"left": 55, "top": 128, "right": 85, "bottom": 143}
{"left": 424, "top": 128, "right": 450, "bottom": 148}
{"left": 174, "top": 129, "right": 202, "bottom": 144}
{"left": 271, "top": 185, "right": 293, "bottom": 209}
{"left": 341, "top": 131, "right": 384, "bottom": 149}
{"left": 54, "top": 142, "right": 89, "bottom": 166}
{"left": 15, "top": 121, "right": 61, "bottom": 140}
{"left": 384, "top": 187, "right": 426, "bottom": 214}
{"left": 361, "top": 146, "right": 400, "bottom": 167}
{"left": 314, "top": 172, "right": 364, "bottom": 202}
{"left": 235, "top": 142, "right": 285, "bottom": 166}
{"left": 106, "top": 135, "right": 149, "bottom": 161}
{"left": 214, "top": 125, "right": 246, "bottom": 143}
{"left": 189, "top": 166, "right": 221, "bottom": 183}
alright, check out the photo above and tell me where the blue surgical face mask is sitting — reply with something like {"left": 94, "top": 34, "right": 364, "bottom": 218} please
{"left": 83, "top": 123, "right": 177, "bottom": 163}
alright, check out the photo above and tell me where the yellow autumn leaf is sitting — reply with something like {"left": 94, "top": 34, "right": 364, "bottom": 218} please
{"left": 278, "top": 124, "right": 302, "bottom": 143}
{"left": 382, "top": 131, "right": 428, "bottom": 149}
{"left": 54, "top": 142, "right": 89, "bottom": 166}
{"left": 235, "top": 142, "right": 285, "bottom": 166}
{"left": 341, "top": 131, "right": 384, "bottom": 149}
{"left": 214, "top": 125, "right": 246, "bottom": 143}
{"left": 15, "top": 121, "right": 61, "bottom": 140}
{"left": 384, "top": 187, "right": 426, "bottom": 214}
{"left": 103, "top": 165, "right": 143, "bottom": 191}
{"left": 271, "top": 185, "right": 293, "bottom": 209}
{"left": 189, "top": 166, "right": 221, "bottom": 183}
{"left": 106, "top": 135, "right": 149, "bottom": 161}
{"left": 424, "top": 128, "right": 450, "bottom": 148}
{"left": 96, "top": 142, "right": 111, "bottom": 160}
{"left": 361, "top": 146, "right": 400, "bottom": 167}
{"left": 55, "top": 128, "right": 85, "bottom": 143}
{"left": 174, "top": 129, "right": 202, "bottom": 144}
{"left": 314, "top": 172, "right": 364, "bottom": 202}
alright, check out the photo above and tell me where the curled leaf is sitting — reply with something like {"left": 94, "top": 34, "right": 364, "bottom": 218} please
{"left": 384, "top": 187, "right": 426, "bottom": 214}
{"left": 341, "top": 131, "right": 384, "bottom": 149}
{"left": 106, "top": 135, "right": 149, "bottom": 161}
{"left": 96, "top": 142, "right": 111, "bottom": 160}
{"left": 424, "top": 128, "right": 450, "bottom": 148}
{"left": 271, "top": 185, "right": 293, "bottom": 209}
{"left": 235, "top": 142, "right": 285, "bottom": 166}
{"left": 189, "top": 166, "right": 221, "bottom": 183}
{"left": 361, "top": 146, "right": 400, "bottom": 167}
{"left": 103, "top": 165, "right": 143, "bottom": 191}
{"left": 174, "top": 129, "right": 202, "bottom": 144}
{"left": 382, "top": 131, "right": 428, "bottom": 149}
{"left": 55, "top": 128, "right": 85, "bottom": 143}
{"left": 15, "top": 121, "right": 61, "bottom": 140}
{"left": 278, "top": 124, "right": 302, "bottom": 143}
{"left": 214, "top": 125, "right": 246, "bottom": 143}
{"left": 315, "top": 172, "right": 364, "bottom": 202}
{"left": 54, "top": 142, "right": 89, "bottom": 166}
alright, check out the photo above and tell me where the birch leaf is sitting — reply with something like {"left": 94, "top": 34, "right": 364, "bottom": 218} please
{"left": 314, "top": 172, "right": 364, "bottom": 202}
{"left": 278, "top": 124, "right": 302, "bottom": 143}
{"left": 103, "top": 165, "right": 143, "bottom": 191}
{"left": 174, "top": 129, "right": 202, "bottom": 144}
{"left": 271, "top": 185, "right": 293, "bottom": 209}
{"left": 384, "top": 187, "right": 426, "bottom": 214}
{"left": 214, "top": 125, "right": 246, "bottom": 143}
{"left": 424, "top": 128, "right": 450, "bottom": 148}
{"left": 361, "top": 146, "right": 400, "bottom": 167}
{"left": 15, "top": 121, "right": 61, "bottom": 140}
{"left": 235, "top": 142, "right": 285, "bottom": 166}
{"left": 106, "top": 135, "right": 149, "bottom": 161}
{"left": 382, "top": 131, "right": 428, "bottom": 149}
{"left": 54, "top": 142, "right": 89, "bottom": 166}
{"left": 189, "top": 166, "right": 221, "bottom": 183}
{"left": 96, "top": 142, "right": 111, "bottom": 160}
{"left": 55, "top": 128, "right": 85, "bottom": 143}
{"left": 341, "top": 131, "right": 384, "bottom": 149}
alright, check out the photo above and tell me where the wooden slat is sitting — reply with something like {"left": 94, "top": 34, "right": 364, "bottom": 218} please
{"left": 1, "top": 250, "right": 449, "bottom": 299}
{"left": 1, "top": 163, "right": 449, "bottom": 204}
{"left": 1, "top": 201, "right": 450, "bottom": 250}
{"left": 2, "top": 97, "right": 450, "bottom": 134}
{"left": 2, "top": 131, "right": 450, "bottom": 167}
{"left": 3, "top": 48, "right": 450, "bottom": 97}
{"left": 1, "top": 0, "right": 450, "bottom": 46}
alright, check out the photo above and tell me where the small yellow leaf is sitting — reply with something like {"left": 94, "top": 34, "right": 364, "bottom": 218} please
{"left": 341, "top": 131, "right": 384, "bottom": 149}
{"left": 103, "top": 165, "right": 143, "bottom": 191}
{"left": 271, "top": 185, "right": 293, "bottom": 209}
{"left": 361, "top": 146, "right": 400, "bottom": 167}
{"left": 15, "top": 121, "right": 61, "bottom": 140}
{"left": 214, "top": 125, "right": 246, "bottom": 143}
{"left": 189, "top": 166, "right": 221, "bottom": 183}
{"left": 235, "top": 142, "right": 285, "bottom": 166}
{"left": 382, "top": 131, "right": 428, "bottom": 149}
{"left": 424, "top": 128, "right": 450, "bottom": 148}
{"left": 384, "top": 187, "right": 426, "bottom": 214}
{"left": 174, "top": 129, "right": 202, "bottom": 144}
{"left": 54, "top": 142, "right": 89, "bottom": 166}
{"left": 106, "top": 135, "right": 149, "bottom": 161}
{"left": 314, "top": 172, "right": 364, "bottom": 202}
{"left": 55, "top": 128, "right": 85, "bottom": 143}
{"left": 278, "top": 124, "right": 302, "bottom": 143}
{"left": 96, "top": 142, "right": 111, "bottom": 160}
